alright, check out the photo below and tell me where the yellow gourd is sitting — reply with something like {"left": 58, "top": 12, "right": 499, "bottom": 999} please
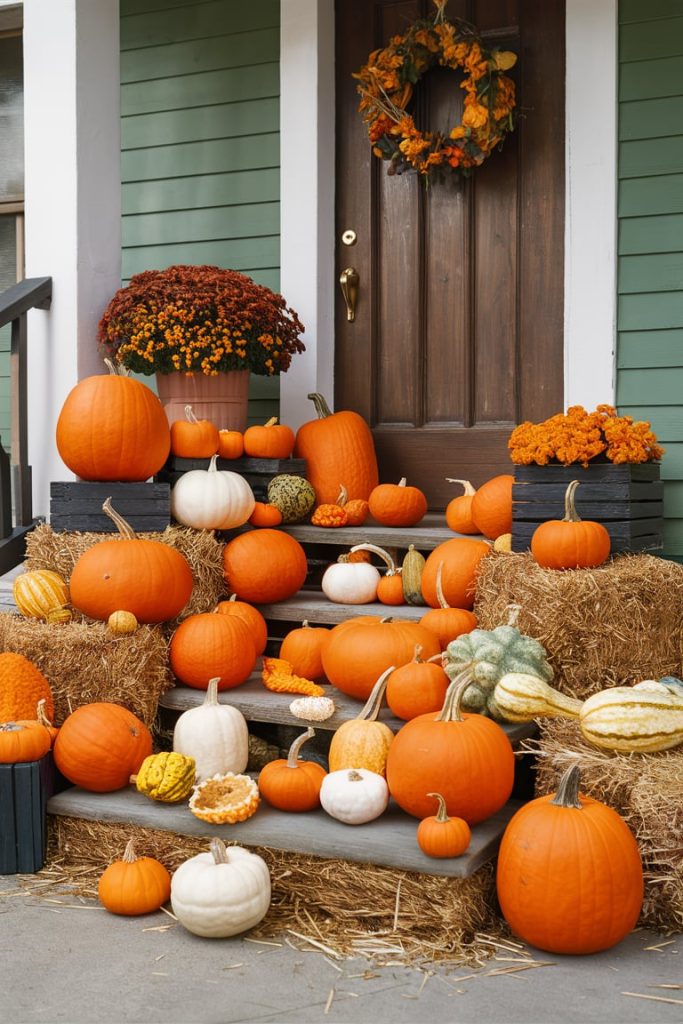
{"left": 579, "top": 679, "right": 683, "bottom": 753}
{"left": 132, "top": 751, "right": 196, "bottom": 803}
{"left": 493, "top": 673, "right": 583, "bottom": 722}
{"left": 328, "top": 667, "right": 394, "bottom": 776}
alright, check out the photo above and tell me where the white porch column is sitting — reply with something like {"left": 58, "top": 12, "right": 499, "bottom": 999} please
{"left": 23, "top": 0, "right": 120, "bottom": 518}
{"left": 279, "top": 0, "right": 335, "bottom": 430}
{"left": 564, "top": 0, "right": 618, "bottom": 407}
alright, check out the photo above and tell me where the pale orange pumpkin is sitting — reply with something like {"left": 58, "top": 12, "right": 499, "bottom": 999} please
{"left": 328, "top": 668, "right": 395, "bottom": 776}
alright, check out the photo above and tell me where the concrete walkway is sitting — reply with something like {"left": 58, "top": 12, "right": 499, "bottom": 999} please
{"left": 1, "top": 877, "right": 681, "bottom": 1024}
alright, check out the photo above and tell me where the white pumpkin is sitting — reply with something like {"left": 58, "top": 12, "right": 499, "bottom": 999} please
{"left": 321, "top": 562, "right": 380, "bottom": 604}
{"left": 171, "top": 838, "right": 271, "bottom": 938}
{"left": 319, "top": 767, "right": 389, "bottom": 825}
{"left": 172, "top": 677, "right": 248, "bottom": 781}
{"left": 171, "top": 454, "right": 255, "bottom": 530}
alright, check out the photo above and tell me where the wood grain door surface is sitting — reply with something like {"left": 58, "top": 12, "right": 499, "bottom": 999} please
{"left": 335, "top": 0, "right": 565, "bottom": 509}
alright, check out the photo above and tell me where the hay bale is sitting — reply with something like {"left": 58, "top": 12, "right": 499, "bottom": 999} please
{"left": 0, "top": 613, "right": 170, "bottom": 727}
{"left": 474, "top": 551, "right": 683, "bottom": 699}
{"left": 47, "top": 816, "right": 498, "bottom": 964}
{"left": 25, "top": 522, "right": 226, "bottom": 620}
{"left": 531, "top": 719, "right": 683, "bottom": 934}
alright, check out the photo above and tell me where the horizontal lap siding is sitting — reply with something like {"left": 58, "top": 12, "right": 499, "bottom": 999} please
{"left": 617, "top": 3, "right": 683, "bottom": 558}
{"left": 120, "top": 0, "right": 281, "bottom": 423}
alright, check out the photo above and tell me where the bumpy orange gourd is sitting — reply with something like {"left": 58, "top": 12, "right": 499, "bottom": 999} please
{"left": 13, "top": 570, "right": 69, "bottom": 620}
{"left": 258, "top": 727, "right": 326, "bottom": 812}
{"left": 368, "top": 478, "right": 427, "bottom": 527}
{"left": 496, "top": 765, "right": 643, "bottom": 954}
{"left": 419, "top": 562, "right": 478, "bottom": 650}
{"left": 279, "top": 621, "right": 329, "bottom": 679}
{"left": 170, "top": 612, "right": 256, "bottom": 691}
{"left": 0, "top": 652, "right": 54, "bottom": 724}
{"left": 54, "top": 702, "right": 153, "bottom": 792}
{"left": 69, "top": 499, "right": 193, "bottom": 623}
{"left": 0, "top": 720, "right": 52, "bottom": 763}
{"left": 223, "top": 528, "right": 308, "bottom": 604}
{"left": 170, "top": 405, "right": 220, "bottom": 458}
{"left": 56, "top": 361, "right": 170, "bottom": 482}
{"left": 417, "top": 793, "right": 472, "bottom": 858}
{"left": 294, "top": 393, "right": 379, "bottom": 504}
{"left": 311, "top": 503, "right": 348, "bottom": 527}
{"left": 328, "top": 669, "right": 395, "bottom": 776}
{"left": 385, "top": 672, "right": 515, "bottom": 822}
{"left": 261, "top": 657, "right": 325, "bottom": 697}
{"left": 386, "top": 646, "right": 449, "bottom": 720}
{"left": 243, "top": 416, "right": 295, "bottom": 459}
{"left": 444, "top": 479, "right": 479, "bottom": 534}
{"left": 248, "top": 502, "right": 283, "bottom": 527}
{"left": 531, "top": 480, "right": 611, "bottom": 570}
{"left": 214, "top": 595, "right": 268, "bottom": 656}
{"left": 98, "top": 839, "right": 171, "bottom": 916}
{"left": 217, "top": 429, "right": 244, "bottom": 459}
{"left": 470, "top": 474, "right": 514, "bottom": 540}
{"left": 420, "top": 537, "right": 491, "bottom": 611}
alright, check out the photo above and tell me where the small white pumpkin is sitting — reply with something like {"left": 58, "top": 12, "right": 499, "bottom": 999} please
{"left": 172, "top": 677, "right": 248, "bottom": 781}
{"left": 321, "top": 562, "right": 380, "bottom": 605}
{"left": 171, "top": 454, "right": 255, "bottom": 530}
{"left": 319, "top": 767, "right": 389, "bottom": 825}
{"left": 171, "top": 838, "right": 271, "bottom": 938}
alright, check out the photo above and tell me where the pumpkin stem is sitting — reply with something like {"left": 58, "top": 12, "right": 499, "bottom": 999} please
{"left": 445, "top": 478, "right": 476, "bottom": 496}
{"left": 102, "top": 498, "right": 137, "bottom": 540}
{"left": 122, "top": 839, "right": 137, "bottom": 863}
{"left": 380, "top": 616, "right": 394, "bottom": 624}
{"left": 351, "top": 543, "right": 398, "bottom": 574}
{"left": 36, "top": 699, "right": 53, "bottom": 729}
{"left": 412, "top": 644, "right": 424, "bottom": 664}
{"left": 264, "top": 416, "right": 279, "bottom": 427}
{"left": 286, "top": 727, "right": 315, "bottom": 768}
{"left": 207, "top": 454, "right": 219, "bottom": 472}
{"left": 550, "top": 764, "right": 583, "bottom": 809}
{"left": 209, "top": 837, "right": 230, "bottom": 864}
{"left": 506, "top": 603, "right": 522, "bottom": 627}
{"left": 563, "top": 481, "right": 583, "bottom": 523}
{"left": 347, "top": 770, "right": 364, "bottom": 782}
{"left": 203, "top": 678, "right": 220, "bottom": 706}
{"left": 436, "top": 667, "right": 473, "bottom": 723}
{"left": 307, "top": 393, "right": 333, "bottom": 419}
{"left": 0, "top": 722, "right": 24, "bottom": 732}
{"left": 427, "top": 792, "right": 450, "bottom": 823}
{"left": 355, "top": 666, "right": 395, "bottom": 722}
{"left": 398, "top": 477, "right": 407, "bottom": 487}
{"left": 336, "top": 485, "right": 349, "bottom": 507}
{"left": 184, "top": 405, "right": 200, "bottom": 424}
{"left": 435, "top": 561, "right": 450, "bottom": 610}
{"left": 426, "top": 652, "right": 445, "bottom": 664}
{"left": 103, "top": 357, "right": 130, "bottom": 377}
{"left": 301, "top": 620, "right": 311, "bottom": 628}
{"left": 228, "top": 594, "right": 238, "bottom": 602}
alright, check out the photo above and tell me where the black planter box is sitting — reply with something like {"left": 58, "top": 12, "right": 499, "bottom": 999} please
{"left": 50, "top": 481, "right": 171, "bottom": 533}
{"left": 512, "top": 462, "right": 663, "bottom": 554}
{"left": 0, "top": 754, "right": 54, "bottom": 874}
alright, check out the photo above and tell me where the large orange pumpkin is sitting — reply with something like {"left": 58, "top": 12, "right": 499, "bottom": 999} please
{"left": 385, "top": 673, "right": 515, "bottom": 822}
{"left": 321, "top": 616, "right": 440, "bottom": 701}
{"left": 496, "top": 765, "right": 643, "bottom": 954}
{"left": 0, "top": 652, "right": 54, "bottom": 724}
{"left": 420, "top": 538, "right": 491, "bottom": 610}
{"left": 223, "top": 528, "right": 308, "bottom": 604}
{"left": 69, "top": 499, "right": 193, "bottom": 623}
{"left": 54, "top": 702, "right": 153, "bottom": 792}
{"left": 294, "top": 393, "right": 378, "bottom": 504}
{"left": 170, "top": 612, "right": 256, "bottom": 690}
{"left": 214, "top": 595, "right": 268, "bottom": 656}
{"left": 470, "top": 474, "right": 514, "bottom": 540}
{"left": 56, "top": 361, "right": 170, "bottom": 482}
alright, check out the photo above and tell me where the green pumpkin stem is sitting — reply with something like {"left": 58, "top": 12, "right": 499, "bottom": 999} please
{"left": 550, "top": 764, "right": 583, "bottom": 809}
{"left": 563, "top": 481, "right": 583, "bottom": 523}
{"left": 210, "top": 837, "right": 230, "bottom": 864}
{"left": 436, "top": 667, "right": 473, "bottom": 723}
{"left": 122, "top": 839, "right": 138, "bottom": 864}
{"left": 427, "top": 792, "right": 450, "bottom": 823}
{"left": 307, "top": 393, "right": 333, "bottom": 419}
{"left": 286, "top": 727, "right": 315, "bottom": 768}
{"left": 102, "top": 498, "right": 137, "bottom": 540}
{"left": 355, "top": 666, "right": 395, "bottom": 722}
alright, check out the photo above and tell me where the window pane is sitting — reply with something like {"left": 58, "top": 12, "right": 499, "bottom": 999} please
{"left": 0, "top": 34, "right": 24, "bottom": 201}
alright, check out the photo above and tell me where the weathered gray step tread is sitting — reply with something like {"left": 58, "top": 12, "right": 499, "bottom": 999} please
{"left": 159, "top": 676, "right": 536, "bottom": 745}
{"left": 47, "top": 786, "right": 522, "bottom": 878}
{"left": 255, "top": 592, "right": 428, "bottom": 623}
{"left": 279, "top": 514, "right": 474, "bottom": 550}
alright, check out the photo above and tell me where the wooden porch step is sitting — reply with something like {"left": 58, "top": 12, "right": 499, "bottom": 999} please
{"left": 158, "top": 675, "right": 536, "bottom": 744}
{"left": 47, "top": 786, "right": 522, "bottom": 879}
{"left": 278, "top": 513, "right": 464, "bottom": 550}
{"left": 254, "top": 591, "right": 428, "bottom": 624}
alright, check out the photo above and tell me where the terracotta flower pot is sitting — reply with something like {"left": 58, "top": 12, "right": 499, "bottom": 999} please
{"left": 156, "top": 370, "right": 250, "bottom": 430}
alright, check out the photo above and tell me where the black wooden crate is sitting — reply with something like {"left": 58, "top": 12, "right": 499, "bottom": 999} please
{"left": 512, "top": 463, "right": 663, "bottom": 554}
{"left": 156, "top": 455, "right": 307, "bottom": 502}
{"left": 0, "top": 754, "right": 54, "bottom": 874}
{"left": 50, "top": 481, "right": 171, "bottom": 533}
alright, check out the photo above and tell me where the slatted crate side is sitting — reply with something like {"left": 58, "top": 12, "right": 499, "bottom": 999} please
{"left": 50, "top": 481, "right": 171, "bottom": 533}
{"left": 0, "top": 754, "right": 53, "bottom": 874}
{"left": 513, "top": 462, "right": 661, "bottom": 482}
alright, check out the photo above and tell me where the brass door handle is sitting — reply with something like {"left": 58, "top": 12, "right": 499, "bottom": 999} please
{"left": 339, "top": 267, "right": 359, "bottom": 322}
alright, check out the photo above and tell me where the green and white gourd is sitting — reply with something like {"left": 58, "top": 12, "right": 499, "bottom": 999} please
{"left": 267, "top": 474, "right": 316, "bottom": 524}
{"left": 444, "top": 607, "right": 554, "bottom": 719}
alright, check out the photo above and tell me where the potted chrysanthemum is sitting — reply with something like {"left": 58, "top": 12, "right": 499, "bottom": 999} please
{"left": 98, "top": 265, "right": 305, "bottom": 429}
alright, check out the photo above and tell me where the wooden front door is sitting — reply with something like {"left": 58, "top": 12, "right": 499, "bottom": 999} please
{"left": 335, "top": 0, "right": 565, "bottom": 508}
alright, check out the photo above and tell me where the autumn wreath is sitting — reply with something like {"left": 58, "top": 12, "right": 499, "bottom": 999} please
{"left": 355, "top": 0, "right": 517, "bottom": 181}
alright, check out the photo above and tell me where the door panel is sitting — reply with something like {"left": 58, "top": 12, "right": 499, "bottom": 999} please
{"left": 335, "top": 0, "right": 565, "bottom": 507}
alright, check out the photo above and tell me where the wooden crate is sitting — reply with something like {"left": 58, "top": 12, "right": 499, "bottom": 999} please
{"left": 512, "top": 462, "right": 663, "bottom": 553}
{"left": 50, "top": 481, "right": 170, "bottom": 533}
{"left": 155, "top": 455, "right": 307, "bottom": 501}
{"left": 0, "top": 754, "right": 53, "bottom": 873}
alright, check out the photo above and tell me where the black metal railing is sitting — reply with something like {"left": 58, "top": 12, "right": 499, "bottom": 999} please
{"left": 0, "top": 276, "right": 52, "bottom": 572}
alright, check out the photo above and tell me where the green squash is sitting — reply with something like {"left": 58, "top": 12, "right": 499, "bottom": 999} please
{"left": 267, "top": 474, "right": 316, "bottom": 523}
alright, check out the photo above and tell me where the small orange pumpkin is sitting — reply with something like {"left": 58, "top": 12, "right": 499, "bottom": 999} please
{"left": 249, "top": 502, "right": 283, "bottom": 527}
{"left": 368, "top": 477, "right": 427, "bottom": 527}
{"left": 279, "top": 620, "right": 329, "bottom": 679}
{"left": 223, "top": 528, "right": 308, "bottom": 604}
{"left": 0, "top": 720, "right": 52, "bottom": 763}
{"left": 98, "top": 839, "right": 171, "bottom": 916}
{"left": 419, "top": 562, "right": 478, "bottom": 650}
{"left": 258, "top": 727, "right": 326, "bottom": 812}
{"left": 170, "top": 405, "right": 220, "bottom": 458}
{"left": 351, "top": 543, "right": 404, "bottom": 606}
{"left": 470, "top": 474, "right": 514, "bottom": 540}
{"left": 444, "top": 479, "right": 479, "bottom": 534}
{"left": 170, "top": 612, "right": 256, "bottom": 691}
{"left": 217, "top": 429, "right": 244, "bottom": 459}
{"left": 243, "top": 416, "right": 295, "bottom": 459}
{"left": 417, "top": 792, "right": 472, "bottom": 858}
{"left": 214, "top": 594, "right": 268, "bottom": 655}
{"left": 337, "top": 485, "right": 369, "bottom": 526}
{"left": 386, "top": 645, "right": 449, "bottom": 720}
{"left": 531, "top": 480, "right": 611, "bottom": 570}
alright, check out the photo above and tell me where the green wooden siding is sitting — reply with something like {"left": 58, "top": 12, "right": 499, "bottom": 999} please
{"left": 617, "top": 2, "right": 683, "bottom": 557}
{"left": 120, "top": 0, "right": 281, "bottom": 423}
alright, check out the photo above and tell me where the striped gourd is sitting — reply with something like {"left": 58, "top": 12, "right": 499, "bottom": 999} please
{"left": 402, "top": 545, "right": 426, "bottom": 605}
{"left": 579, "top": 681, "right": 683, "bottom": 754}
{"left": 493, "top": 673, "right": 582, "bottom": 722}
{"left": 13, "top": 570, "right": 69, "bottom": 619}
